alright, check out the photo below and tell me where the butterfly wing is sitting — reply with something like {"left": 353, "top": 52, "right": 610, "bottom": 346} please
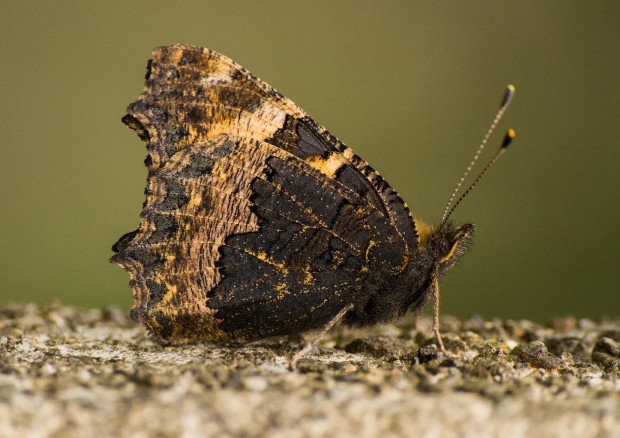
{"left": 111, "top": 45, "right": 419, "bottom": 343}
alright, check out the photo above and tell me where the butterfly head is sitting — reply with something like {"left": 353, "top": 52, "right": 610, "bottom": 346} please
{"left": 417, "top": 221, "right": 475, "bottom": 276}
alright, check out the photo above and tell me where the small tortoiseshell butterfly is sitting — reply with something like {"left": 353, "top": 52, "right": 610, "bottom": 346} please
{"left": 111, "top": 45, "right": 515, "bottom": 369}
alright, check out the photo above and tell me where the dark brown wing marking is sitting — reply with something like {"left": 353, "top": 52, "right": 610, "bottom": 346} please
{"left": 207, "top": 153, "right": 407, "bottom": 340}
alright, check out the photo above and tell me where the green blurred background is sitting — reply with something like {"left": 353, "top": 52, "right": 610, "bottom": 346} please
{"left": 1, "top": 1, "right": 619, "bottom": 322}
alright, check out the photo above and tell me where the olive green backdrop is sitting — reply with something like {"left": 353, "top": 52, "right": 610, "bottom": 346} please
{"left": 1, "top": 1, "right": 618, "bottom": 322}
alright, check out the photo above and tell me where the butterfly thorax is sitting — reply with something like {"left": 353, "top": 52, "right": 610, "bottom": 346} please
{"left": 341, "top": 221, "right": 474, "bottom": 328}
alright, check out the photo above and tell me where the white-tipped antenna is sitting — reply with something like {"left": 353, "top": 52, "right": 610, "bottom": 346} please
{"left": 440, "top": 85, "right": 516, "bottom": 226}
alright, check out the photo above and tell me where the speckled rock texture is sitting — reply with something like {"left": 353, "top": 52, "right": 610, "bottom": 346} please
{"left": 1, "top": 303, "right": 619, "bottom": 437}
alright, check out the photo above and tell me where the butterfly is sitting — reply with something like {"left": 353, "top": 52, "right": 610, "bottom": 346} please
{"left": 111, "top": 44, "right": 515, "bottom": 369}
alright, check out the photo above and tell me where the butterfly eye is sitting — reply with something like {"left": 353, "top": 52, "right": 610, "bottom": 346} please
{"left": 438, "top": 238, "right": 451, "bottom": 257}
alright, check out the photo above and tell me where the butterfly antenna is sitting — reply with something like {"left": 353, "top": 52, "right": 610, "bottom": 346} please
{"left": 440, "top": 85, "right": 516, "bottom": 226}
{"left": 441, "top": 129, "right": 515, "bottom": 226}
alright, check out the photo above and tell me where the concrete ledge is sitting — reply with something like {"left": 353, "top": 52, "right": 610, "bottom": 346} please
{"left": 1, "top": 303, "right": 619, "bottom": 437}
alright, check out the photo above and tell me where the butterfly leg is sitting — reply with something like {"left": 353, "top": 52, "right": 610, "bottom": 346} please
{"left": 432, "top": 274, "right": 449, "bottom": 355}
{"left": 289, "top": 303, "right": 354, "bottom": 370}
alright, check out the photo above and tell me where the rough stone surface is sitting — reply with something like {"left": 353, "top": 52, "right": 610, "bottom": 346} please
{"left": 0, "top": 302, "right": 619, "bottom": 437}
